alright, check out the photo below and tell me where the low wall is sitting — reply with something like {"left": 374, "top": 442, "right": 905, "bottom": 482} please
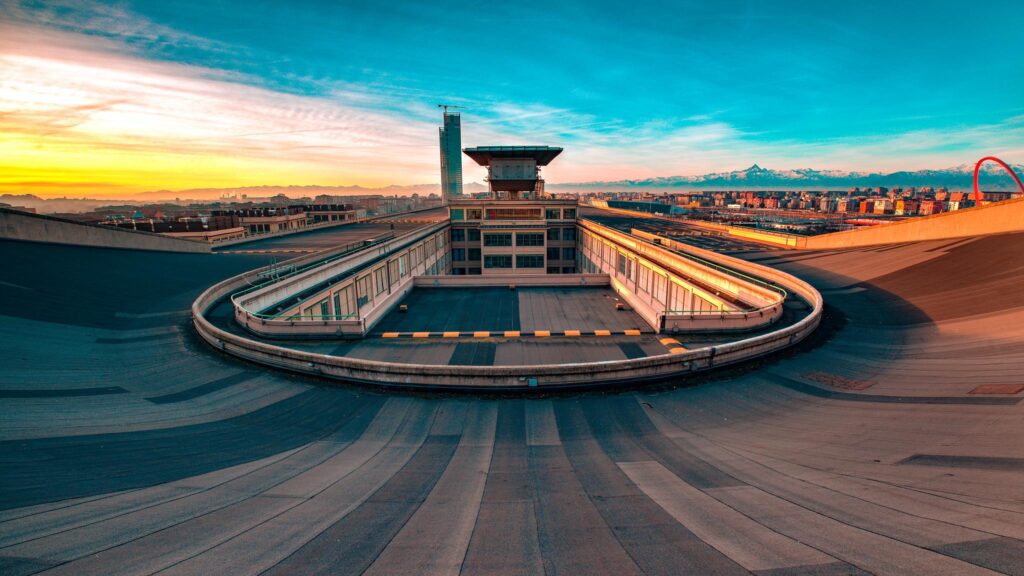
{"left": 0, "top": 208, "right": 211, "bottom": 253}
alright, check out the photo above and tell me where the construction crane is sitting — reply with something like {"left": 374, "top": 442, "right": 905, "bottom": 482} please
{"left": 437, "top": 104, "right": 464, "bottom": 114}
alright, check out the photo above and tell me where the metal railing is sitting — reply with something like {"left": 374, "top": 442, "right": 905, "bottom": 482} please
{"left": 230, "top": 220, "right": 450, "bottom": 330}
{"left": 230, "top": 234, "right": 394, "bottom": 302}
{"left": 578, "top": 219, "right": 790, "bottom": 327}
{"left": 253, "top": 312, "right": 360, "bottom": 322}
{"left": 249, "top": 251, "right": 444, "bottom": 322}
{"left": 632, "top": 228, "right": 788, "bottom": 300}
{"left": 661, "top": 304, "right": 780, "bottom": 315}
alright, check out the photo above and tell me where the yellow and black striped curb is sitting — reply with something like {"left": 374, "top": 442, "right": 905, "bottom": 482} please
{"left": 658, "top": 336, "right": 688, "bottom": 354}
{"left": 375, "top": 329, "right": 650, "bottom": 339}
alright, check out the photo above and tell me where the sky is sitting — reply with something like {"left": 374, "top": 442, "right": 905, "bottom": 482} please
{"left": 1, "top": 0, "right": 1023, "bottom": 198}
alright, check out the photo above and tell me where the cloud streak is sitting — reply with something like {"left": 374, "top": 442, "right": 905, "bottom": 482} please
{"left": 1, "top": 1, "right": 1022, "bottom": 198}
{"left": 0, "top": 23, "right": 447, "bottom": 195}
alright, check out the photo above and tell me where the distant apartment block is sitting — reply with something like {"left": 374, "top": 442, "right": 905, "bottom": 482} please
{"left": 303, "top": 204, "right": 358, "bottom": 223}
{"left": 212, "top": 207, "right": 308, "bottom": 235}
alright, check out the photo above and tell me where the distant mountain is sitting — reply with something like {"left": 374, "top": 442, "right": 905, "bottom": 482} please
{"left": 552, "top": 163, "right": 1024, "bottom": 191}
{"left": 7, "top": 161, "right": 1022, "bottom": 212}
{"left": 0, "top": 194, "right": 141, "bottom": 214}
{"left": 0, "top": 183, "right": 490, "bottom": 213}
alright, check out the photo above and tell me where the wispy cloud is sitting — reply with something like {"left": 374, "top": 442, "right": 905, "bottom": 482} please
{"left": 1, "top": 1, "right": 1022, "bottom": 197}
{"left": 0, "top": 23, "right": 446, "bottom": 195}
{"left": 1, "top": 0, "right": 235, "bottom": 56}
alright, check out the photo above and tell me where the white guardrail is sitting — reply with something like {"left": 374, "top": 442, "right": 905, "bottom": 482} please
{"left": 578, "top": 219, "right": 787, "bottom": 333}
{"left": 192, "top": 225, "right": 823, "bottom": 390}
{"left": 231, "top": 223, "right": 448, "bottom": 338}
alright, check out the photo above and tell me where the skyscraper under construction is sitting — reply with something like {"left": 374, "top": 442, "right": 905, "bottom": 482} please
{"left": 438, "top": 108, "right": 463, "bottom": 204}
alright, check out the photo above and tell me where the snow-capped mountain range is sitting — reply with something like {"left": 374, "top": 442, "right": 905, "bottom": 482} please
{"left": 553, "top": 162, "right": 1024, "bottom": 191}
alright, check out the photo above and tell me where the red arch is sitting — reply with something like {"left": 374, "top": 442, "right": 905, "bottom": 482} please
{"left": 973, "top": 156, "right": 1024, "bottom": 204}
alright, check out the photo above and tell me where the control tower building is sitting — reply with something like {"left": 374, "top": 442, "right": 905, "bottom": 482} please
{"left": 438, "top": 111, "right": 463, "bottom": 204}
{"left": 448, "top": 145, "right": 578, "bottom": 275}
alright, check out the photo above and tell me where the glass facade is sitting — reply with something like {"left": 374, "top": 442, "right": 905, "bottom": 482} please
{"left": 449, "top": 199, "right": 577, "bottom": 276}
{"left": 516, "top": 233, "right": 544, "bottom": 246}
{"left": 516, "top": 254, "right": 544, "bottom": 268}
{"left": 439, "top": 112, "right": 463, "bottom": 203}
{"left": 484, "top": 255, "right": 513, "bottom": 268}
{"left": 483, "top": 233, "right": 513, "bottom": 246}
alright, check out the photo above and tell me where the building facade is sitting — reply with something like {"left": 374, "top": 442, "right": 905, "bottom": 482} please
{"left": 212, "top": 207, "right": 308, "bottom": 235}
{"left": 439, "top": 111, "right": 463, "bottom": 204}
{"left": 449, "top": 145, "right": 577, "bottom": 275}
{"left": 303, "top": 204, "right": 358, "bottom": 223}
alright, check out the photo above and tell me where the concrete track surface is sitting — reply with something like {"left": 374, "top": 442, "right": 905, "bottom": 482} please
{"left": 2, "top": 218, "right": 1024, "bottom": 575}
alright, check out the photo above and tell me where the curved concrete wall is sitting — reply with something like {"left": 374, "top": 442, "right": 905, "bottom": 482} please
{"left": 593, "top": 197, "right": 1024, "bottom": 249}
{"left": 193, "top": 236, "right": 822, "bottom": 390}
{"left": 799, "top": 196, "right": 1024, "bottom": 248}
{"left": 0, "top": 208, "right": 211, "bottom": 253}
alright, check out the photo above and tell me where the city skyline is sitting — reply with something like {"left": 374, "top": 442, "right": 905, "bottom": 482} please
{"left": 2, "top": 0, "right": 1023, "bottom": 198}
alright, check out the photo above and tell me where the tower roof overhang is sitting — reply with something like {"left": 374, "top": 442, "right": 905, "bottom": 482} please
{"left": 463, "top": 146, "right": 563, "bottom": 166}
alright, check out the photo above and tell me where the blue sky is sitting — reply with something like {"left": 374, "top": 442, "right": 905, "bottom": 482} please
{"left": 2, "top": 0, "right": 1023, "bottom": 194}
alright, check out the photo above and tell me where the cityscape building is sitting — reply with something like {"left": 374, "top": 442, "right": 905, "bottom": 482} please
{"left": 448, "top": 145, "right": 577, "bottom": 275}
{"left": 438, "top": 109, "right": 463, "bottom": 204}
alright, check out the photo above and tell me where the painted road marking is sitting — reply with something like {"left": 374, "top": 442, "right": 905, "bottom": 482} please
{"left": 373, "top": 329, "right": 649, "bottom": 339}
{"left": 660, "top": 337, "right": 682, "bottom": 346}
{"left": 669, "top": 347, "right": 688, "bottom": 354}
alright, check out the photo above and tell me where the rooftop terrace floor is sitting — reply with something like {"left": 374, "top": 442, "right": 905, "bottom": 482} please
{"left": 263, "top": 286, "right": 810, "bottom": 367}
{"left": 374, "top": 286, "right": 648, "bottom": 334}
{"left": 247, "top": 286, "right": 671, "bottom": 366}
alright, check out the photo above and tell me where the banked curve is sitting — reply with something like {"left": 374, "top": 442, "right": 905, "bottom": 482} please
{"left": 192, "top": 231, "right": 823, "bottom": 390}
